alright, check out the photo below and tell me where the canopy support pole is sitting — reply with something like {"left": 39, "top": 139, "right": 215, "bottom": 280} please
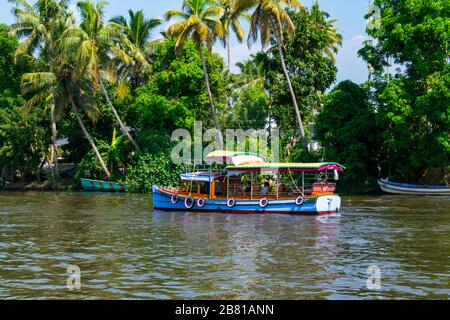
{"left": 209, "top": 164, "right": 212, "bottom": 200}
{"left": 302, "top": 172, "right": 305, "bottom": 194}
{"left": 227, "top": 175, "right": 230, "bottom": 199}
{"left": 250, "top": 172, "right": 254, "bottom": 200}
{"left": 276, "top": 171, "right": 280, "bottom": 199}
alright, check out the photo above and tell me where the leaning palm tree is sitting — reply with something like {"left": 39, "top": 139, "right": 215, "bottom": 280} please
{"left": 165, "top": 0, "right": 225, "bottom": 147}
{"left": 8, "top": 0, "right": 69, "bottom": 179}
{"left": 219, "top": 0, "right": 250, "bottom": 70}
{"left": 73, "top": 0, "right": 140, "bottom": 151}
{"left": 110, "top": 9, "right": 162, "bottom": 89}
{"left": 17, "top": 12, "right": 112, "bottom": 178}
{"left": 21, "top": 68, "right": 112, "bottom": 178}
{"left": 237, "top": 0, "right": 308, "bottom": 149}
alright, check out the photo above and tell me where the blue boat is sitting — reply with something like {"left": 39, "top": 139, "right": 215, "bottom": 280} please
{"left": 153, "top": 151, "right": 345, "bottom": 216}
{"left": 80, "top": 178, "right": 127, "bottom": 192}
{"left": 378, "top": 179, "right": 450, "bottom": 195}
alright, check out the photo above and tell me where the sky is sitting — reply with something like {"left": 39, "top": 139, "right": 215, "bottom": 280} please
{"left": 0, "top": 0, "right": 372, "bottom": 84}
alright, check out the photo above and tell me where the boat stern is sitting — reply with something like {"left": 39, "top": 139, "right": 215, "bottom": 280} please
{"left": 315, "top": 195, "right": 341, "bottom": 214}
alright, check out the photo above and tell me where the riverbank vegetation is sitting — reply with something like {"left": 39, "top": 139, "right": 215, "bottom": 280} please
{"left": 0, "top": 0, "right": 448, "bottom": 194}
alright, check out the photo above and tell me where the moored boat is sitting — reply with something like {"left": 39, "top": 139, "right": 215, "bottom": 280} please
{"left": 378, "top": 178, "right": 450, "bottom": 195}
{"left": 80, "top": 178, "right": 128, "bottom": 192}
{"left": 153, "top": 151, "right": 345, "bottom": 215}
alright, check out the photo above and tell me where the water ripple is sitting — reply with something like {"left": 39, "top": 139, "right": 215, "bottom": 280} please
{"left": 0, "top": 192, "right": 448, "bottom": 299}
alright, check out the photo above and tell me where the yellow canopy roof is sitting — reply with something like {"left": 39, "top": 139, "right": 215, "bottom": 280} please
{"left": 227, "top": 162, "right": 346, "bottom": 172}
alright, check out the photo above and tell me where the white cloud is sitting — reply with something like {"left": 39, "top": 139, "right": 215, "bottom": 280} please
{"left": 351, "top": 34, "right": 367, "bottom": 41}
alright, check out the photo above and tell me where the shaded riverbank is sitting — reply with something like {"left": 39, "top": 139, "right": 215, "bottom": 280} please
{"left": 0, "top": 192, "right": 449, "bottom": 299}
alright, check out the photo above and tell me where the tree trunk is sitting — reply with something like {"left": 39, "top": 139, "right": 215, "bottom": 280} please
{"left": 99, "top": 77, "right": 141, "bottom": 152}
{"left": 272, "top": 21, "right": 309, "bottom": 150}
{"left": 198, "top": 45, "right": 224, "bottom": 148}
{"left": 227, "top": 33, "right": 231, "bottom": 70}
{"left": 67, "top": 93, "right": 111, "bottom": 179}
{"left": 50, "top": 103, "right": 59, "bottom": 179}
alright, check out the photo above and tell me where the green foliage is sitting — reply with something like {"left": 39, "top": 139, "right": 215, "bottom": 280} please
{"left": 359, "top": 0, "right": 450, "bottom": 182}
{"left": 0, "top": 23, "right": 49, "bottom": 178}
{"left": 6, "top": 0, "right": 447, "bottom": 193}
{"left": 0, "top": 96, "right": 49, "bottom": 177}
{"left": 148, "top": 38, "right": 226, "bottom": 125}
{"left": 126, "top": 153, "right": 184, "bottom": 193}
{"left": 131, "top": 38, "right": 227, "bottom": 154}
{"left": 268, "top": 7, "right": 338, "bottom": 149}
{"left": 75, "top": 150, "right": 105, "bottom": 181}
{"left": 98, "top": 128, "right": 127, "bottom": 176}
{"left": 0, "top": 24, "right": 20, "bottom": 95}
{"left": 132, "top": 87, "right": 191, "bottom": 154}
{"left": 315, "top": 81, "right": 380, "bottom": 193}
{"left": 226, "top": 83, "right": 269, "bottom": 129}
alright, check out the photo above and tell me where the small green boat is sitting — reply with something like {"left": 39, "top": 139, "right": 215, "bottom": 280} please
{"left": 80, "top": 178, "right": 127, "bottom": 192}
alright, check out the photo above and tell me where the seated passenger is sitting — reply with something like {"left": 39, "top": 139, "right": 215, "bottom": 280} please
{"left": 215, "top": 182, "right": 223, "bottom": 196}
{"left": 201, "top": 183, "right": 210, "bottom": 195}
{"left": 278, "top": 183, "right": 287, "bottom": 195}
{"left": 259, "top": 182, "right": 271, "bottom": 195}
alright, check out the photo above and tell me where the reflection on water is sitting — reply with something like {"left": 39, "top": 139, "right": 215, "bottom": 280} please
{"left": 0, "top": 192, "right": 449, "bottom": 299}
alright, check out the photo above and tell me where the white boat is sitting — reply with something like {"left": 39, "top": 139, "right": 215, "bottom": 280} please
{"left": 378, "top": 179, "right": 450, "bottom": 195}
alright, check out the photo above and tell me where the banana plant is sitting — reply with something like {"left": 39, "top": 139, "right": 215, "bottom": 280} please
{"left": 98, "top": 128, "right": 126, "bottom": 178}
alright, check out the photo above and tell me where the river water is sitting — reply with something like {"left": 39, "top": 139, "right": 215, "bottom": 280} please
{"left": 0, "top": 192, "right": 448, "bottom": 300}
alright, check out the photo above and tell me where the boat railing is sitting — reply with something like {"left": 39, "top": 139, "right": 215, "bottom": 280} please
{"left": 183, "top": 164, "right": 228, "bottom": 177}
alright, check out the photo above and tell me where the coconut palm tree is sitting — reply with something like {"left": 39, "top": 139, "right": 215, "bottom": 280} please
{"left": 237, "top": 0, "right": 308, "bottom": 149}
{"left": 73, "top": 0, "right": 140, "bottom": 151}
{"left": 165, "top": 0, "right": 225, "bottom": 147}
{"left": 111, "top": 9, "right": 162, "bottom": 50}
{"left": 110, "top": 9, "right": 162, "bottom": 89}
{"left": 16, "top": 11, "right": 112, "bottom": 178}
{"left": 311, "top": 2, "right": 342, "bottom": 65}
{"left": 219, "top": 0, "right": 250, "bottom": 70}
{"left": 7, "top": 0, "right": 69, "bottom": 179}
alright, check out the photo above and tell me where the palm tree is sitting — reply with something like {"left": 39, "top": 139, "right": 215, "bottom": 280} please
{"left": 62, "top": 76, "right": 112, "bottom": 179}
{"left": 219, "top": 0, "right": 249, "bottom": 70}
{"left": 110, "top": 9, "right": 162, "bottom": 89}
{"left": 16, "top": 11, "right": 112, "bottom": 178}
{"left": 73, "top": 0, "right": 140, "bottom": 151}
{"left": 8, "top": 0, "right": 69, "bottom": 179}
{"left": 311, "top": 2, "right": 342, "bottom": 64}
{"left": 165, "top": 0, "right": 225, "bottom": 147}
{"left": 111, "top": 9, "right": 162, "bottom": 50}
{"left": 237, "top": 0, "right": 308, "bottom": 149}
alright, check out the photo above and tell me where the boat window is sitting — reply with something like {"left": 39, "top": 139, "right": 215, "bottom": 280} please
{"left": 215, "top": 181, "right": 223, "bottom": 196}
{"left": 200, "top": 182, "right": 210, "bottom": 195}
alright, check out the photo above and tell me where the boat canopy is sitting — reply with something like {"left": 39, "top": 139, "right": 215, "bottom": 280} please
{"left": 226, "top": 162, "right": 346, "bottom": 173}
{"left": 180, "top": 172, "right": 224, "bottom": 183}
{"left": 206, "top": 150, "right": 265, "bottom": 166}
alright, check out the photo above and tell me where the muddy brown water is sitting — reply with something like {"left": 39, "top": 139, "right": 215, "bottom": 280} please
{"left": 0, "top": 192, "right": 449, "bottom": 299}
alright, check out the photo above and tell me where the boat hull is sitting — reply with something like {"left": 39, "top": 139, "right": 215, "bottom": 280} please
{"left": 378, "top": 179, "right": 450, "bottom": 195}
{"left": 81, "top": 179, "right": 127, "bottom": 192}
{"left": 152, "top": 186, "right": 341, "bottom": 215}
